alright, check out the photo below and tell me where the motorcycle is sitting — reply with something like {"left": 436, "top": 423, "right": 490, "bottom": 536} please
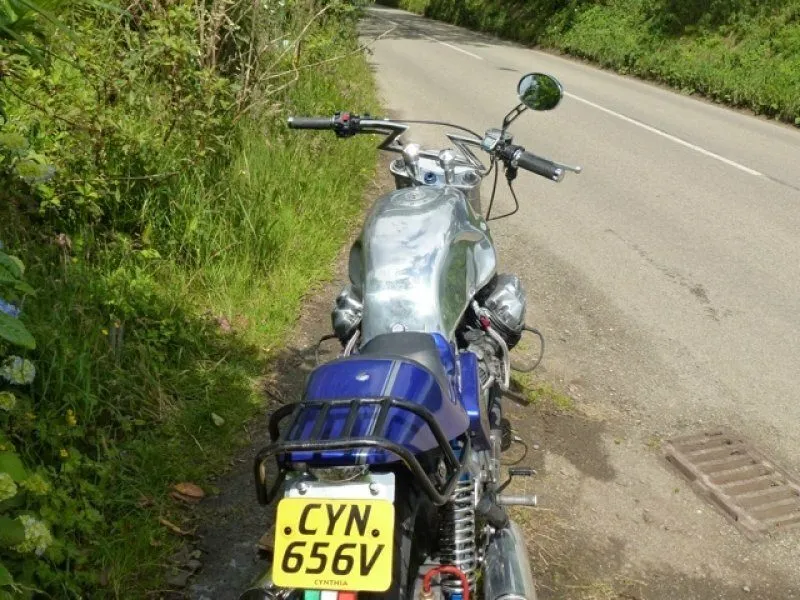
{"left": 244, "top": 72, "right": 580, "bottom": 600}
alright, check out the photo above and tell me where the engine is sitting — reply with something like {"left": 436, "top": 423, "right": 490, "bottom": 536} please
{"left": 332, "top": 273, "right": 526, "bottom": 354}
{"left": 475, "top": 273, "right": 527, "bottom": 349}
{"left": 454, "top": 273, "right": 527, "bottom": 394}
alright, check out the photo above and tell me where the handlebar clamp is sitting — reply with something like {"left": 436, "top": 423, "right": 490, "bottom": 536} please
{"left": 333, "top": 112, "right": 361, "bottom": 138}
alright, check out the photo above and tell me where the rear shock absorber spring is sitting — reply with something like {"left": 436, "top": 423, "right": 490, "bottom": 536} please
{"left": 438, "top": 475, "right": 477, "bottom": 593}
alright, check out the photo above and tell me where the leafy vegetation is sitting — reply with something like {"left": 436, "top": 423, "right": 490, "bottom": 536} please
{"left": 383, "top": 0, "right": 800, "bottom": 125}
{"left": 0, "top": 0, "right": 378, "bottom": 596}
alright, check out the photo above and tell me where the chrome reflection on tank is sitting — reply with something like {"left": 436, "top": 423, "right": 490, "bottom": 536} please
{"left": 390, "top": 156, "right": 484, "bottom": 215}
{"left": 331, "top": 284, "right": 363, "bottom": 343}
{"left": 351, "top": 186, "right": 496, "bottom": 344}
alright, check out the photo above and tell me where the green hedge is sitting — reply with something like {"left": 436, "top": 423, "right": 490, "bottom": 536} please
{"left": 387, "top": 0, "right": 800, "bottom": 125}
{"left": 0, "top": 0, "right": 377, "bottom": 596}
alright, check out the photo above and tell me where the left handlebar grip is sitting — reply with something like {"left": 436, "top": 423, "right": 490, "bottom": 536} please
{"left": 287, "top": 116, "right": 334, "bottom": 130}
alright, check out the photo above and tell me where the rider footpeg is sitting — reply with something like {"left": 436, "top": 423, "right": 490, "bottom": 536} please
{"left": 497, "top": 467, "right": 537, "bottom": 506}
{"left": 497, "top": 494, "right": 538, "bottom": 507}
{"left": 508, "top": 467, "right": 535, "bottom": 477}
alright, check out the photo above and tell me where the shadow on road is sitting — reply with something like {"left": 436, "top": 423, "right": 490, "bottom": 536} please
{"left": 361, "top": 5, "right": 514, "bottom": 49}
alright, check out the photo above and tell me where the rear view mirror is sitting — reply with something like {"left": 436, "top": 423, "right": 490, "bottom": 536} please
{"left": 517, "top": 73, "right": 563, "bottom": 111}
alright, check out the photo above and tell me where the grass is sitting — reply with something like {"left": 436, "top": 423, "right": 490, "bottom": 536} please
{"left": 0, "top": 6, "right": 380, "bottom": 595}
{"left": 511, "top": 504, "right": 646, "bottom": 599}
{"left": 385, "top": 0, "right": 800, "bottom": 126}
{"left": 510, "top": 371, "right": 576, "bottom": 412}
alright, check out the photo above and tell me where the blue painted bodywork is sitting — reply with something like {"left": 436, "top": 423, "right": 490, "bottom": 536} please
{"left": 458, "top": 351, "right": 489, "bottom": 450}
{"left": 284, "top": 333, "right": 485, "bottom": 464}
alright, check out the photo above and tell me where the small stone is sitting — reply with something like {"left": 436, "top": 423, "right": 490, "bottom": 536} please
{"left": 533, "top": 444, "right": 540, "bottom": 451}
{"left": 642, "top": 509, "right": 653, "bottom": 524}
{"left": 186, "top": 559, "right": 202, "bottom": 572}
{"left": 166, "top": 569, "right": 193, "bottom": 588}
{"left": 743, "top": 585, "right": 751, "bottom": 593}
{"left": 169, "top": 546, "right": 191, "bottom": 565}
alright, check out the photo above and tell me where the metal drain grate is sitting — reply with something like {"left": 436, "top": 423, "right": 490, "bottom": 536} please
{"left": 665, "top": 429, "right": 800, "bottom": 540}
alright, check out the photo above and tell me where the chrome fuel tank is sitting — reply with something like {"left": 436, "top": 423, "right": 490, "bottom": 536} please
{"left": 349, "top": 186, "right": 496, "bottom": 344}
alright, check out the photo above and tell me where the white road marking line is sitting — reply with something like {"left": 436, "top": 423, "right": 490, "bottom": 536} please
{"left": 565, "top": 92, "right": 765, "bottom": 177}
{"left": 422, "top": 34, "right": 484, "bottom": 60}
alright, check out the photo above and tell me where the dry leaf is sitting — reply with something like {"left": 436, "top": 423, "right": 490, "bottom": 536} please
{"left": 173, "top": 482, "right": 205, "bottom": 500}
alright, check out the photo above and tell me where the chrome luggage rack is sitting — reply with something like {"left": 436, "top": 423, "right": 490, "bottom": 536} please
{"left": 253, "top": 397, "right": 469, "bottom": 506}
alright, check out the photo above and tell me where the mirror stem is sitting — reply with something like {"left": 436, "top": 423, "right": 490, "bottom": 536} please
{"left": 501, "top": 103, "right": 527, "bottom": 133}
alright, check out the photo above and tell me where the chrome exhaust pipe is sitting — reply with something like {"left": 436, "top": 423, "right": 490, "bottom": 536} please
{"left": 483, "top": 521, "right": 537, "bottom": 600}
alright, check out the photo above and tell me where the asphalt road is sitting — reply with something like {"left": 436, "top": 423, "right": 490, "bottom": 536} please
{"left": 362, "top": 6, "right": 800, "bottom": 597}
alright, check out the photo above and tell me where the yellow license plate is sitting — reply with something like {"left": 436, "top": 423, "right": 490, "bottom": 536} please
{"left": 273, "top": 498, "right": 395, "bottom": 591}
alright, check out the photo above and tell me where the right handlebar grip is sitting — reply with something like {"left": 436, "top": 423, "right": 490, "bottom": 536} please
{"left": 515, "top": 150, "right": 564, "bottom": 182}
{"left": 287, "top": 116, "right": 334, "bottom": 130}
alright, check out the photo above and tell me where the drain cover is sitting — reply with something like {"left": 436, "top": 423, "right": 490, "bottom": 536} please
{"left": 665, "top": 429, "right": 800, "bottom": 540}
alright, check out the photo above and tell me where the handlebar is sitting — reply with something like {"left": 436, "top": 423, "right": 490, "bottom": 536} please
{"left": 287, "top": 113, "right": 576, "bottom": 183}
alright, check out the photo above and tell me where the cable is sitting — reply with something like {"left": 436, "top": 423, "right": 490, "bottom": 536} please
{"left": 389, "top": 119, "right": 483, "bottom": 139}
{"left": 422, "top": 565, "right": 470, "bottom": 600}
{"left": 314, "top": 333, "right": 338, "bottom": 365}
{"left": 484, "top": 154, "right": 497, "bottom": 179}
{"left": 484, "top": 159, "right": 500, "bottom": 220}
{"left": 343, "top": 329, "right": 360, "bottom": 356}
{"left": 487, "top": 178, "right": 520, "bottom": 221}
{"left": 501, "top": 437, "right": 529, "bottom": 466}
{"left": 512, "top": 325, "right": 545, "bottom": 373}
